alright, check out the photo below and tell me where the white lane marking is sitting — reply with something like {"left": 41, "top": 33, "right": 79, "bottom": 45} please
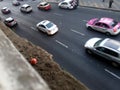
{"left": 71, "top": 29, "right": 85, "bottom": 36}
{"left": 53, "top": 13, "right": 63, "bottom": 16}
{"left": 83, "top": 20, "right": 88, "bottom": 22}
{"left": 30, "top": 27, "right": 38, "bottom": 31}
{"left": 105, "top": 69, "right": 120, "bottom": 80}
{"left": 55, "top": 40, "right": 68, "bottom": 48}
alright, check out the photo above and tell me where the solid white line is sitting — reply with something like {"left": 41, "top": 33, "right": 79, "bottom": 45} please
{"left": 55, "top": 40, "right": 68, "bottom": 48}
{"left": 105, "top": 69, "right": 120, "bottom": 80}
{"left": 71, "top": 29, "right": 85, "bottom": 36}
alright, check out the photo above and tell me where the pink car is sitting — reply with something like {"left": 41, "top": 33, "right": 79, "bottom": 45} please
{"left": 86, "top": 17, "right": 120, "bottom": 35}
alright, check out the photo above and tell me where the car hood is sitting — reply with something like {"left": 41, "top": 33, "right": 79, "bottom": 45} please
{"left": 87, "top": 18, "right": 98, "bottom": 25}
{"left": 84, "top": 37, "right": 101, "bottom": 48}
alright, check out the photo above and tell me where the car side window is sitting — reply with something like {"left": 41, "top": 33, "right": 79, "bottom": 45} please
{"left": 40, "top": 25, "right": 46, "bottom": 29}
{"left": 96, "top": 47, "right": 118, "bottom": 57}
{"left": 102, "top": 23, "right": 109, "bottom": 28}
{"left": 95, "top": 22, "right": 102, "bottom": 26}
{"left": 61, "top": 2, "right": 68, "bottom": 5}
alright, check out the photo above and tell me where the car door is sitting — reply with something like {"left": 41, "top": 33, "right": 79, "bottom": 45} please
{"left": 92, "top": 22, "right": 104, "bottom": 32}
{"left": 101, "top": 23, "right": 110, "bottom": 33}
{"left": 60, "top": 2, "right": 68, "bottom": 8}
{"left": 95, "top": 47, "right": 119, "bottom": 61}
{"left": 38, "top": 25, "right": 47, "bottom": 33}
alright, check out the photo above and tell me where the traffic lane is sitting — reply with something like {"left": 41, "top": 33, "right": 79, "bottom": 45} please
{"left": 0, "top": 1, "right": 120, "bottom": 90}
{"left": 12, "top": 16, "right": 120, "bottom": 90}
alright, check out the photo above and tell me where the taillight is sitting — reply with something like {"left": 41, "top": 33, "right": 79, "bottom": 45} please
{"left": 113, "top": 29, "right": 117, "bottom": 32}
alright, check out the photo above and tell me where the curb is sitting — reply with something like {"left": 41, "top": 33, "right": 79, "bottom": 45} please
{"left": 80, "top": 5, "right": 120, "bottom": 12}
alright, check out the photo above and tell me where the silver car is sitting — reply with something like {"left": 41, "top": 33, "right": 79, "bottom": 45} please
{"left": 84, "top": 37, "right": 120, "bottom": 67}
{"left": 20, "top": 4, "right": 32, "bottom": 13}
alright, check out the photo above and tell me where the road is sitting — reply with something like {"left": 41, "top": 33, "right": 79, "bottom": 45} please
{"left": 0, "top": 0, "right": 120, "bottom": 90}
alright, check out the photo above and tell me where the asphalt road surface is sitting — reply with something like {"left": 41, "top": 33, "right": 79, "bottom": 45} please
{"left": 0, "top": 0, "right": 120, "bottom": 90}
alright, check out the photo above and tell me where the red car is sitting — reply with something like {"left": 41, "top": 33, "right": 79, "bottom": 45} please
{"left": 1, "top": 7, "right": 11, "bottom": 14}
{"left": 37, "top": 2, "right": 51, "bottom": 10}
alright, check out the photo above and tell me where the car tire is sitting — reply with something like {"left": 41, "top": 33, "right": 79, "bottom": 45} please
{"left": 111, "top": 62, "right": 119, "bottom": 67}
{"left": 86, "top": 49, "right": 93, "bottom": 54}
{"left": 106, "top": 32, "right": 111, "bottom": 36}
{"left": 87, "top": 26, "right": 93, "bottom": 30}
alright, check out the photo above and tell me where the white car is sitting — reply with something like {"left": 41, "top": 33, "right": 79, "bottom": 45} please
{"left": 36, "top": 20, "right": 58, "bottom": 35}
{"left": 58, "top": 0, "right": 78, "bottom": 9}
{"left": 4, "top": 17, "right": 17, "bottom": 27}
{"left": 84, "top": 37, "right": 120, "bottom": 67}
{"left": 20, "top": 4, "right": 32, "bottom": 13}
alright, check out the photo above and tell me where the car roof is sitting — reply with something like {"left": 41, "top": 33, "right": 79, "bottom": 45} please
{"left": 40, "top": 1, "right": 48, "bottom": 5}
{"left": 22, "top": 4, "right": 30, "bottom": 7}
{"left": 2, "top": 7, "right": 7, "bottom": 9}
{"left": 99, "top": 17, "right": 113, "bottom": 25}
{"left": 100, "top": 38, "right": 120, "bottom": 52}
{"left": 5, "top": 17, "right": 13, "bottom": 21}
{"left": 40, "top": 20, "right": 51, "bottom": 25}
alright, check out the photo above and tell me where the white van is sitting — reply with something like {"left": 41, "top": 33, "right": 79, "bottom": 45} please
{"left": 58, "top": 0, "right": 78, "bottom": 9}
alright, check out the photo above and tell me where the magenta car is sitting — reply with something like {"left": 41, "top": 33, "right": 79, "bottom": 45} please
{"left": 86, "top": 17, "right": 120, "bottom": 35}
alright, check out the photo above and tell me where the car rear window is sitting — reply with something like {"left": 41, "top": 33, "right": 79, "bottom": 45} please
{"left": 46, "top": 22, "right": 54, "bottom": 28}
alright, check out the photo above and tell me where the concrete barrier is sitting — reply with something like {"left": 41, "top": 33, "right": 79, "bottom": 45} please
{"left": 0, "top": 29, "right": 50, "bottom": 90}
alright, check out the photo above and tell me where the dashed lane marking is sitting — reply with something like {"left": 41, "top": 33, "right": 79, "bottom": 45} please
{"left": 105, "top": 69, "right": 120, "bottom": 80}
{"left": 30, "top": 27, "right": 38, "bottom": 31}
{"left": 53, "top": 13, "right": 63, "bottom": 16}
{"left": 71, "top": 29, "right": 85, "bottom": 36}
{"left": 83, "top": 20, "right": 88, "bottom": 22}
{"left": 55, "top": 40, "right": 68, "bottom": 48}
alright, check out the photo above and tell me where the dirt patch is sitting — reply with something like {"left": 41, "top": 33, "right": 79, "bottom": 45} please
{"left": 0, "top": 21, "right": 89, "bottom": 90}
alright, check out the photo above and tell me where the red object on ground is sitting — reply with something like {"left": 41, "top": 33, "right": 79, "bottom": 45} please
{"left": 30, "top": 58, "right": 38, "bottom": 65}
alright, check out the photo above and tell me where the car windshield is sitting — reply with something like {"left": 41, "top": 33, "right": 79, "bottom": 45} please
{"left": 46, "top": 22, "right": 54, "bottom": 28}
{"left": 110, "top": 20, "right": 118, "bottom": 27}
{"left": 94, "top": 39, "right": 103, "bottom": 47}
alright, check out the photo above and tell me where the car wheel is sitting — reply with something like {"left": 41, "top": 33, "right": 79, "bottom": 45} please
{"left": 87, "top": 26, "right": 93, "bottom": 30}
{"left": 106, "top": 32, "right": 111, "bottom": 36}
{"left": 86, "top": 49, "right": 92, "bottom": 54}
{"left": 111, "top": 62, "right": 119, "bottom": 67}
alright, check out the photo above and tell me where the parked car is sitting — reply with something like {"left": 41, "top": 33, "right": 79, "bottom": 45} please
{"left": 36, "top": 20, "right": 58, "bottom": 35}
{"left": 84, "top": 37, "right": 120, "bottom": 67}
{"left": 12, "top": 0, "right": 20, "bottom": 6}
{"left": 58, "top": 0, "right": 78, "bottom": 9}
{"left": 86, "top": 17, "right": 120, "bottom": 35}
{"left": 1, "top": 7, "right": 11, "bottom": 14}
{"left": 20, "top": 4, "right": 32, "bottom": 13}
{"left": 37, "top": 1, "right": 51, "bottom": 10}
{"left": 4, "top": 17, "right": 17, "bottom": 27}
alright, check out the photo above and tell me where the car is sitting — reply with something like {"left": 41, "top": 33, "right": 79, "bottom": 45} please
{"left": 12, "top": 0, "right": 20, "bottom": 6}
{"left": 36, "top": 20, "right": 58, "bottom": 35}
{"left": 58, "top": 0, "right": 78, "bottom": 9}
{"left": 84, "top": 37, "right": 120, "bottom": 67}
{"left": 86, "top": 17, "right": 120, "bottom": 35}
{"left": 1, "top": 7, "right": 11, "bottom": 14}
{"left": 20, "top": 4, "right": 32, "bottom": 13}
{"left": 37, "top": 2, "right": 51, "bottom": 10}
{"left": 4, "top": 17, "right": 17, "bottom": 27}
